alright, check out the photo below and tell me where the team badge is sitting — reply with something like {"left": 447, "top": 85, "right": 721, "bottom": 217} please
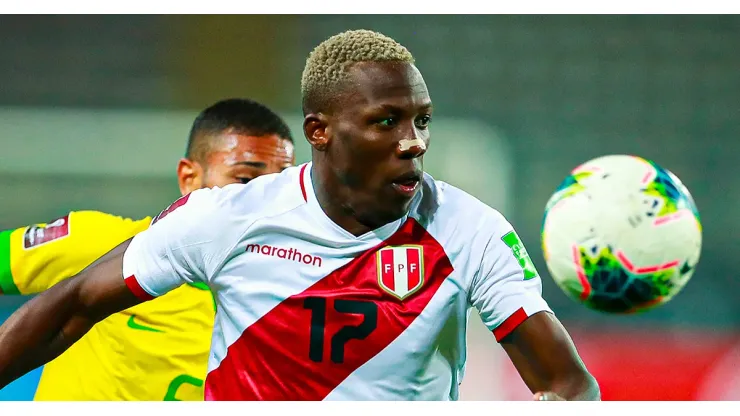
{"left": 501, "top": 230, "right": 539, "bottom": 280}
{"left": 376, "top": 245, "right": 424, "bottom": 300}
{"left": 23, "top": 215, "right": 70, "bottom": 249}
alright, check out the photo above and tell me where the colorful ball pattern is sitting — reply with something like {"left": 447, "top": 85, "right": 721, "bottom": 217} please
{"left": 541, "top": 155, "right": 702, "bottom": 313}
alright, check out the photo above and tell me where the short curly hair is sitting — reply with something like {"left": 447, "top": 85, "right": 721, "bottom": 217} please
{"left": 185, "top": 98, "right": 293, "bottom": 164}
{"left": 301, "top": 29, "right": 415, "bottom": 114}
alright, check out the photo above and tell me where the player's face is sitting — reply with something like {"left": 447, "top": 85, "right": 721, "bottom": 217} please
{"left": 326, "top": 62, "right": 432, "bottom": 228}
{"left": 179, "top": 133, "right": 295, "bottom": 195}
{"left": 204, "top": 133, "right": 295, "bottom": 188}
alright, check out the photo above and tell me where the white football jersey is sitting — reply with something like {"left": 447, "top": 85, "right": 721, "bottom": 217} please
{"left": 122, "top": 162, "right": 551, "bottom": 401}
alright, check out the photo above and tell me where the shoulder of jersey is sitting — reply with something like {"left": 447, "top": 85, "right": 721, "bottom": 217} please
{"left": 16, "top": 210, "right": 149, "bottom": 252}
{"left": 416, "top": 172, "right": 509, "bottom": 232}
{"left": 194, "top": 164, "right": 307, "bottom": 219}
{"left": 69, "top": 210, "right": 151, "bottom": 228}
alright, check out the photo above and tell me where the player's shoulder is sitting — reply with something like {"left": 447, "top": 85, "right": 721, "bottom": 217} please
{"left": 8, "top": 210, "right": 150, "bottom": 253}
{"left": 415, "top": 172, "right": 511, "bottom": 238}
{"left": 229, "top": 163, "right": 307, "bottom": 214}
{"left": 156, "top": 164, "right": 306, "bottom": 225}
{"left": 221, "top": 164, "right": 306, "bottom": 217}
{"left": 68, "top": 210, "right": 151, "bottom": 231}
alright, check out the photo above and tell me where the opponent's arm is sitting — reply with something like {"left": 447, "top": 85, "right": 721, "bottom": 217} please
{"left": 0, "top": 187, "right": 239, "bottom": 389}
{"left": 0, "top": 239, "right": 141, "bottom": 388}
{"left": 500, "top": 311, "right": 599, "bottom": 401}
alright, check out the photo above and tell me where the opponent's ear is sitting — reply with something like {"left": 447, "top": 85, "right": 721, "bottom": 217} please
{"left": 176, "top": 158, "right": 204, "bottom": 195}
{"left": 303, "top": 113, "right": 330, "bottom": 152}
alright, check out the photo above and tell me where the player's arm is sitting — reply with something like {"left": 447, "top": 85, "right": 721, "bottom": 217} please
{"left": 0, "top": 239, "right": 141, "bottom": 388}
{"left": 0, "top": 211, "right": 150, "bottom": 296}
{"left": 469, "top": 213, "right": 599, "bottom": 401}
{"left": 499, "top": 311, "right": 599, "bottom": 401}
{"left": 0, "top": 190, "right": 230, "bottom": 389}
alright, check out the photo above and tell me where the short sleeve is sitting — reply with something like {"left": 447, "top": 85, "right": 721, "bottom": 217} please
{"left": 469, "top": 211, "right": 552, "bottom": 342}
{"left": 1, "top": 211, "right": 150, "bottom": 295}
{"left": 122, "top": 186, "right": 239, "bottom": 300}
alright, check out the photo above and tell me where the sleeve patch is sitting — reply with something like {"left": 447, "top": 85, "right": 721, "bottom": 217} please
{"left": 501, "top": 230, "right": 539, "bottom": 280}
{"left": 23, "top": 214, "right": 71, "bottom": 250}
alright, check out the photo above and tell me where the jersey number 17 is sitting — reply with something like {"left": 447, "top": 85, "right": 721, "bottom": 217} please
{"left": 303, "top": 297, "right": 377, "bottom": 364}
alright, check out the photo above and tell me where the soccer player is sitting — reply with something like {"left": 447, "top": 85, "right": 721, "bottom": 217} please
{"left": 0, "top": 98, "right": 295, "bottom": 400}
{"left": 0, "top": 30, "right": 599, "bottom": 401}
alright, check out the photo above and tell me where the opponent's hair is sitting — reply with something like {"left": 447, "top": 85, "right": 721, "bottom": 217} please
{"left": 300, "top": 29, "right": 415, "bottom": 114}
{"left": 185, "top": 98, "right": 293, "bottom": 163}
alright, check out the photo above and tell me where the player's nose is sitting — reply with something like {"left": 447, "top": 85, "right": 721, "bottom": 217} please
{"left": 396, "top": 132, "right": 427, "bottom": 160}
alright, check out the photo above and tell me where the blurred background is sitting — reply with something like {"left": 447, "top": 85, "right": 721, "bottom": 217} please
{"left": 0, "top": 15, "right": 738, "bottom": 400}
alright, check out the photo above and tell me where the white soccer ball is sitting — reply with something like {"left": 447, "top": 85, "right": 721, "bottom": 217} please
{"left": 541, "top": 155, "right": 702, "bottom": 313}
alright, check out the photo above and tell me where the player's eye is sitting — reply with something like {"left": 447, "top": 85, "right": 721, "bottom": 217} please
{"left": 377, "top": 117, "right": 398, "bottom": 127}
{"left": 415, "top": 115, "right": 432, "bottom": 129}
{"left": 238, "top": 177, "right": 253, "bottom": 184}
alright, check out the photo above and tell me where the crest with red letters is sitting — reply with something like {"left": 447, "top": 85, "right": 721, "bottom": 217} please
{"left": 376, "top": 245, "right": 425, "bottom": 300}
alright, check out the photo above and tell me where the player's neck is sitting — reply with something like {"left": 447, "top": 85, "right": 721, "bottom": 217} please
{"left": 310, "top": 166, "right": 375, "bottom": 237}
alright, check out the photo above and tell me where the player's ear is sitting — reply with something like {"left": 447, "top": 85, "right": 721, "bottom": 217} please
{"left": 303, "top": 113, "right": 330, "bottom": 152}
{"left": 177, "top": 158, "right": 204, "bottom": 195}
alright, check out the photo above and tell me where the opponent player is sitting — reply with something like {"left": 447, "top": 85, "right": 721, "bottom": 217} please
{"left": 0, "top": 98, "right": 295, "bottom": 400}
{"left": 0, "top": 30, "right": 599, "bottom": 401}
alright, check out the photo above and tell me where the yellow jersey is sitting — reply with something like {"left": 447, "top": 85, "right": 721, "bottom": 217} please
{"left": 0, "top": 211, "right": 214, "bottom": 401}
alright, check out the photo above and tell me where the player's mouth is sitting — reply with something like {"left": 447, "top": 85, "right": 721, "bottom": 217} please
{"left": 391, "top": 171, "right": 422, "bottom": 197}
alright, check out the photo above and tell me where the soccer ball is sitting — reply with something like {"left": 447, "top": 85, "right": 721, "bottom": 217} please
{"left": 541, "top": 155, "right": 702, "bottom": 313}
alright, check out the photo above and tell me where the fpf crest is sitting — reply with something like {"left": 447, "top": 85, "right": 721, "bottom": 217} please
{"left": 376, "top": 245, "right": 425, "bottom": 300}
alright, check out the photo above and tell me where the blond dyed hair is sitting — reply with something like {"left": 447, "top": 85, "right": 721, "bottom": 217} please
{"left": 301, "top": 29, "right": 415, "bottom": 113}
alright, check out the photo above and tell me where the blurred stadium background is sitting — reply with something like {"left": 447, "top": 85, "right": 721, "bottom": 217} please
{"left": 0, "top": 15, "right": 738, "bottom": 400}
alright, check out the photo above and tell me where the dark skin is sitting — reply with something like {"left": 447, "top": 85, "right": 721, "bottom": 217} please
{"left": 304, "top": 61, "right": 431, "bottom": 235}
{"left": 0, "top": 63, "right": 598, "bottom": 401}
{"left": 304, "top": 61, "right": 599, "bottom": 401}
{"left": 0, "top": 131, "right": 294, "bottom": 389}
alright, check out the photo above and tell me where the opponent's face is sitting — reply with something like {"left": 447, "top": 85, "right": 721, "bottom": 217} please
{"left": 178, "top": 133, "right": 295, "bottom": 195}
{"left": 322, "top": 62, "right": 432, "bottom": 227}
